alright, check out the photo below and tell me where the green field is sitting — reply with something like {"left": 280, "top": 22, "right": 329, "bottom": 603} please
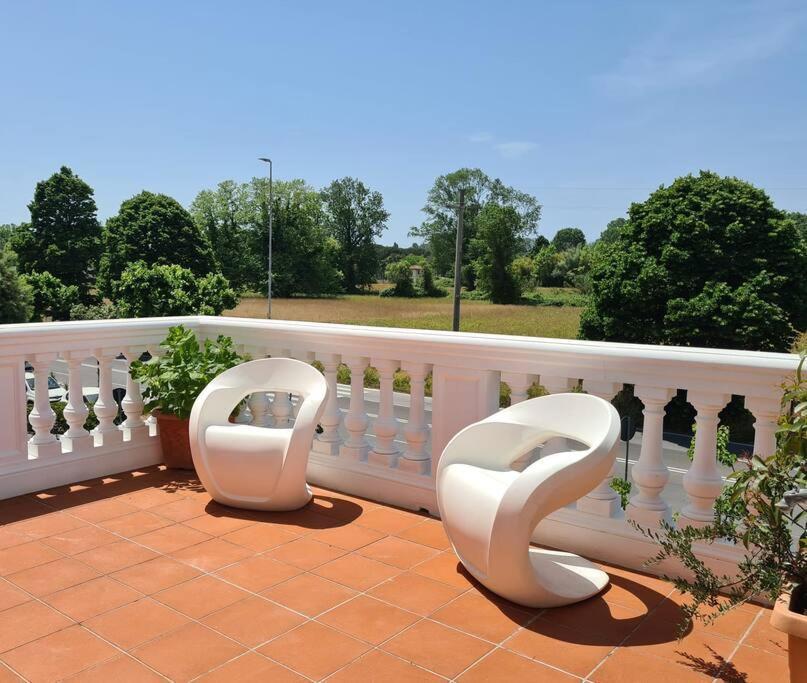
{"left": 226, "top": 294, "right": 582, "bottom": 339}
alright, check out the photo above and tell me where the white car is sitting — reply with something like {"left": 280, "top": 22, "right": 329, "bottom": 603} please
{"left": 65, "top": 387, "right": 100, "bottom": 404}
{"left": 24, "top": 372, "right": 67, "bottom": 403}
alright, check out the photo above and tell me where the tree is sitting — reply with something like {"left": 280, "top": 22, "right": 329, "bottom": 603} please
{"left": 112, "top": 261, "right": 237, "bottom": 317}
{"left": 532, "top": 245, "right": 559, "bottom": 286}
{"left": 471, "top": 204, "right": 523, "bottom": 304}
{"left": 598, "top": 217, "right": 627, "bottom": 244}
{"left": 580, "top": 171, "right": 807, "bottom": 352}
{"left": 21, "top": 271, "right": 79, "bottom": 321}
{"left": 99, "top": 191, "right": 217, "bottom": 295}
{"left": 551, "top": 227, "right": 586, "bottom": 251}
{"left": 12, "top": 167, "right": 102, "bottom": 298}
{"left": 0, "top": 247, "right": 32, "bottom": 324}
{"left": 410, "top": 168, "right": 541, "bottom": 276}
{"left": 321, "top": 177, "right": 389, "bottom": 292}
{"left": 784, "top": 211, "right": 807, "bottom": 244}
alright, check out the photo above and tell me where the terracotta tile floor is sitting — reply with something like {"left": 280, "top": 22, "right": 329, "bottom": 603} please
{"left": 0, "top": 466, "right": 788, "bottom": 682}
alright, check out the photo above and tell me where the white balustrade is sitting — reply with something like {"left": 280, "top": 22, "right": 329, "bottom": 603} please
{"left": 680, "top": 391, "right": 730, "bottom": 527}
{"left": 627, "top": 386, "right": 675, "bottom": 526}
{"left": 27, "top": 353, "right": 61, "bottom": 458}
{"left": 61, "top": 354, "right": 92, "bottom": 453}
{"left": 313, "top": 353, "right": 342, "bottom": 455}
{"left": 577, "top": 380, "right": 622, "bottom": 516}
{"left": 399, "top": 362, "right": 431, "bottom": 474}
{"left": 340, "top": 356, "right": 370, "bottom": 460}
{"left": 501, "top": 372, "right": 537, "bottom": 405}
{"left": 92, "top": 351, "right": 123, "bottom": 447}
{"left": 120, "top": 351, "right": 149, "bottom": 442}
{"left": 143, "top": 346, "right": 162, "bottom": 436}
{"left": 368, "top": 359, "right": 400, "bottom": 467}
{"left": 248, "top": 392, "right": 272, "bottom": 427}
{"left": 746, "top": 396, "right": 779, "bottom": 457}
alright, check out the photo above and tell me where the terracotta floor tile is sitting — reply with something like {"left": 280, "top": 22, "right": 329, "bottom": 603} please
{"left": 1, "top": 625, "right": 118, "bottom": 682}
{"left": 538, "top": 596, "right": 647, "bottom": 641}
{"left": 131, "top": 523, "right": 212, "bottom": 553}
{"left": 411, "top": 551, "right": 476, "bottom": 590}
{"left": 44, "top": 576, "right": 141, "bottom": 622}
{"left": 657, "top": 595, "right": 759, "bottom": 641}
{"left": 84, "top": 598, "right": 189, "bottom": 649}
{"left": 258, "top": 621, "right": 370, "bottom": 680}
{"left": 68, "top": 499, "right": 140, "bottom": 524}
{"left": 727, "top": 644, "right": 789, "bottom": 683}
{"left": 328, "top": 649, "right": 444, "bottom": 682}
{"left": 268, "top": 537, "right": 348, "bottom": 570}
{"left": 0, "top": 529, "right": 30, "bottom": 552}
{"left": 358, "top": 535, "right": 441, "bottom": 569}
{"left": 202, "top": 595, "right": 304, "bottom": 646}
{"left": 396, "top": 518, "right": 452, "bottom": 550}
{"left": 256, "top": 508, "right": 336, "bottom": 536}
{"left": 381, "top": 618, "right": 494, "bottom": 679}
{"left": 111, "top": 556, "right": 200, "bottom": 594}
{"left": 0, "top": 498, "right": 52, "bottom": 525}
{"left": 432, "top": 592, "right": 532, "bottom": 643}
{"left": 369, "top": 571, "right": 465, "bottom": 616}
{"left": 314, "top": 553, "right": 401, "bottom": 591}
{"left": 742, "top": 611, "right": 788, "bottom": 656}
{"left": 118, "top": 488, "right": 181, "bottom": 510}
{"left": 40, "top": 524, "right": 118, "bottom": 556}
{"left": 170, "top": 538, "right": 253, "bottom": 572}
{"left": 311, "top": 523, "right": 386, "bottom": 551}
{"left": 600, "top": 571, "right": 672, "bottom": 613}
{"left": 74, "top": 539, "right": 158, "bottom": 573}
{"left": 0, "top": 580, "right": 29, "bottom": 612}
{"left": 0, "top": 663, "right": 23, "bottom": 682}
{"left": 99, "top": 510, "right": 172, "bottom": 537}
{"left": 459, "top": 648, "right": 580, "bottom": 682}
{"left": 319, "top": 595, "right": 421, "bottom": 645}
{"left": 153, "top": 575, "right": 250, "bottom": 619}
{"left": 149, "top": 496, "right": 208, "bottom": 522}
{"left": 62, "top": 654, "right": 165, "bottom": 682}
{"left": 215, "top": 555, "right": 301, "bottom": 592}
{"left": 355, "top": 506, "right": 425, "bottom": 534}
{"left": 589, "top": 647, "right": 710, "bottom": 682}
{"left": 263, "top": 572, "right": 357, "bottom": 616}
{"left": 195, "top": 652, "right": 306, "bottom": 682}
{"left": 10, "top": 512, "right": 86, "bottom": 539}
{"left": 131, "top": 621, "right": 246, "bottom": 682}
{"left": 309, "top": 489, "right": 380, "bottom": 520}
{"left": 0, "top": 541, "right": 62, "bottom": 576}
{"left": 0, "top": 600, "right": 73, "bottom": 653}
{"left": 183, "top": 512, "right": 255, "bottom": 536}
{"left": 504, "top": 619, "right": 614, "bottom": 678}
{"left": 221, "top": 522, "right": 298, "bottom": 552}
{"left": 621, "top": 619, "right": 736, "bottom": 665}
{"left": 7, "top": 557, "right": 99, "bottom": 597}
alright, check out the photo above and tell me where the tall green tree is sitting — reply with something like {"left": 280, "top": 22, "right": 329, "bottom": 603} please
{"left": 321, "top": 177, "right": 389, "bottom": 292}
{"left": 597, "top": 217, "right": 627, "bottom": 244}
{"left": 98, "top": 191, "right": 217, "bottom": 295}
{"left": 471, "top": 204, "right": 523, "bottom": 304}
{"left": 580, "top": 171, "right": 807, "bottom": 352}
{"left": 410, "top": 168, "right": 541, "bottom": 276}
{"left": 0, "top": 247, "right": 32, "bottom": 324}
{"left": 551, "top": 227, "right": 586, "bottom": 251}
{"left": 11, "top": 167, "right": 102, "bottom": 298}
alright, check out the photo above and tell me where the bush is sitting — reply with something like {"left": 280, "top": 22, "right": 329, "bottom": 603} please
{"left": 22, "top": 271, "right": 80, "bottom": 321}
{"left": 381, "top": 257, "right": 445, "bottom": 298}
{"left": 0, "top": 247, "right": 32, "bottom": 323}
{"left": 113, "top": 261, "right": 238, "bottom": 317}
{"left": 69, "top": 301, "right": 118, "bottom": 320}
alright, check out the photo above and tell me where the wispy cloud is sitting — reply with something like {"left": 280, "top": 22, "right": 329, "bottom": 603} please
{"left": 469, "top": 132, "right": 493, "bottom": 143}
{"left": 494, "top": 141, "right": 538, "bottom": 159}
{"left": 596, "top": 5, "right": 804, "bottom": 95}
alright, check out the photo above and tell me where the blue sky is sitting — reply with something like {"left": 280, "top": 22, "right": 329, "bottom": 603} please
{"left": 1, "top": 1, "right": 805, "bottom": 245}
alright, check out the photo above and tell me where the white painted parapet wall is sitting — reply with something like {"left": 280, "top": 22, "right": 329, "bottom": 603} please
{"left": 0, "top": 316, "right": 798, "bottom": 577}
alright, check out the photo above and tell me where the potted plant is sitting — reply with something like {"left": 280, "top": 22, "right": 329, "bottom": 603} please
{"left": 639, "top": 352, "right": 806, "bottom": 682}
{"left": 130, "top": 325, "right": 245, "bottom": 469}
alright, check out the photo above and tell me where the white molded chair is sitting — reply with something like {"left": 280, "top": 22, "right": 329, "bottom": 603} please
{"left": 189, "top": 358, "right": 328, "bottom": 511}
{"left": 436, "top": 393, "right": 620, "bottom": 608}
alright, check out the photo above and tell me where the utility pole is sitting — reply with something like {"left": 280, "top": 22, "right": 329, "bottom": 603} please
{"left": 258, "top": 157, "right": 273, "bottom": 319}
{"left": 452, "top": 189, "right": 466, "bottom": 332}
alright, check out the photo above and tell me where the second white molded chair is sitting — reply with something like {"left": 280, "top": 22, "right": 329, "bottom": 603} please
{"left": 436, "top": 393, "right": 620, "bottom": 608}
{"left": 189, "top": 358, "right": 328, "bottom": 511}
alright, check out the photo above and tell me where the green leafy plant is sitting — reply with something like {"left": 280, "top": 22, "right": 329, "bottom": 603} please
{"left": 610, "top": 476, "right": 632, "bottom": 509}
{"left": 129, "top": 325, "right": 246, "bottom": 420}
{"left": 639, "top": 352, "right": 807, "bottom": 634}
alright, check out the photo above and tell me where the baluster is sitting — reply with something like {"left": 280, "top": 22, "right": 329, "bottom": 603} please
{"left": 577, "top": 381, "right": 622, "bottom": 516}
{"left": 27, "top": 354, "right": 61, "bottom": 458}
{"left": 538, "top": 375, "right": 574, "bottom": 455}
{"left": 746, "top": 396, "right": 779, "bottom": 458}
{"left": 501, "top": 372, "right": 537, "bottom": 405}
{"left": 340, "top": 356, "right": 370, "bottom": 461}
{"left": 626, "top": 386, "right": 675, "bottom": 526}
{"left": 120, "top": 351, "right": 149, "bottom": 442}
{"left": 92, "top": 351, "right": 123, "bottom": 447}
{"left": 271, "top": 389, "right": 293, "bottom": 428}
{"left": 399, "top": 362, "right": 431, "bottom": 474}
{"left": 234, "top": 401, "right": 252, "bottom": 424}
{"left": 143, "top": 346, "right": 162, "bottom": 436}
{"left": 680, "top": 391, "right": 730, "bottom": 527}
{"left": 313, "top": 353, "right": 342, "bottom": 455}
{"left": 248, "top": 392, "right": 272, "bottom": 427}
{"left": 61, "top": 353, "right": 92, "bottom": 453}
{"left": 369, "top": 359, "right": 400, "bottom": 467}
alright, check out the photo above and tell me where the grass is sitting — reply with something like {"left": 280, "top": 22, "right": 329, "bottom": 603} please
{"left": 226, "top": 294, "right": 583, "bottom": 339}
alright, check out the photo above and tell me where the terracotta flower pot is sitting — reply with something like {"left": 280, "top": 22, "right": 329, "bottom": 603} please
{"left": 153, "top": 410, "right": 195, "bottom": 470}
{"left": 771, "top": 585, "right": 807, "bottom": 683}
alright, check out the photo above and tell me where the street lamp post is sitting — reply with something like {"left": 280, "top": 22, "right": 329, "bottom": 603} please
{"left": 258, "top": 157, "right": 273, "bottom": 319}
